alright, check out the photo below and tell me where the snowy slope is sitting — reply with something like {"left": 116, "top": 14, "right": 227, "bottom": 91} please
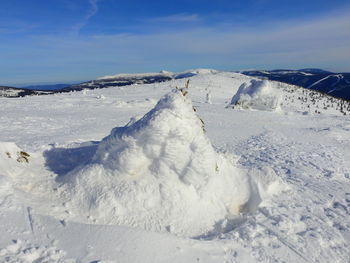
{"left": 0, "top": 71, "right": 349, "bottom": 262}
{"left": 242, "top": 69, "right": 350, "bottom": 101}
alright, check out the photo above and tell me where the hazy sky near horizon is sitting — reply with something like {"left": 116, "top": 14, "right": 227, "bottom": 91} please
{"left": 1, "top": 0, "right": 350, "bottom": 85}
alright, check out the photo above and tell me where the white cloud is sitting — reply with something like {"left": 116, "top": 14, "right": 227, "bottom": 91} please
{"left": 77, "top": 10, "right": 350, "bottom": 69}
{"left": 2, "top": 8, "right": 350, "bottom": 85}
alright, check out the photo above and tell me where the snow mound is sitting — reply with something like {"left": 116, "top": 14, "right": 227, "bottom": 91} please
{"left": 60, "top": 90, "right": 280, "bottom": 237}
{"left": 229, "top": 80, "right": 282, "bottom": 111}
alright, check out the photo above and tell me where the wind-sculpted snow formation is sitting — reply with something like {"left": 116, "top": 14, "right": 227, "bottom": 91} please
{"left": 229, "top": 80, "right": 282, "bottom": 111}
{"left": 60, "top": 90, "right": 283, "bottom": 237}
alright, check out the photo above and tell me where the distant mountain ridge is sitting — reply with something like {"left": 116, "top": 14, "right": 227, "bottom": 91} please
{"left": 298, "top": 68, "right": 333, "bottom": 74}
{"left": 61, "top": 73, "right": 174, "bottom": 92}
{"left": 61, "top": 69, "right": 216, "bottom": 92}
{"left": 0, "top": 86, "right": 53, "bottom": 98}
{"left": 1, "top": 69, "right": 349, "bottom": 101}
{"left": 241, "top": 69, "right": 350, "bottom": 101}
{"left": 0, "top": 71, "right": 192, "bottom": 98}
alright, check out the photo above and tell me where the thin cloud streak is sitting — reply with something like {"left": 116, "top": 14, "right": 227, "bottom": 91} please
{"left": 82, "top": 11, "right": 350, "bottom": 63}
{"left": 71, "top": 0, "right": 100, "bottom": 34}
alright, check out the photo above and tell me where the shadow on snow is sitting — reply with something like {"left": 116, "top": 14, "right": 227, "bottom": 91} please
{"left": 43, "top": 141, "right": 99, "bottom": 176}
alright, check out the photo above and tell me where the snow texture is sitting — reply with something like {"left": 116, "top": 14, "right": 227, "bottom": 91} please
{"left": 0, "top": 239, "right": 73, "bottom": 263}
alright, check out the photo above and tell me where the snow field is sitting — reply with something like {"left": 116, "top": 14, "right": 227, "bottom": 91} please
{"left": 0, "top": 70, "right": 349, "bottom": 262}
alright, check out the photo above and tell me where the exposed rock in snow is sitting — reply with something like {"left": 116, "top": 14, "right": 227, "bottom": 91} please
{"left": 60, "top": 90, "right": 281, "bottom": 237}
{"left": 205, "top": 90, "right": 212, "bottom": 104}
{"left": 229, "top": 80, "right": 282, "bottom": 111}
{"left": 0, "top": 142, "right": 30, "bottom": 176}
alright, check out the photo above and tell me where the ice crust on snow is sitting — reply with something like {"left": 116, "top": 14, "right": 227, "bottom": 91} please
{"left": 229, "top": 79, "right": 282, "bottom": 111}
{"left": 61, "top": 90, "right": 278, "bottom": 237}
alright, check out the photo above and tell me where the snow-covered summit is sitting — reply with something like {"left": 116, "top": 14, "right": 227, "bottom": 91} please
{"left": 96, "top": 71, "right": 174, "bottom": 80}
{"left": 96, "top": 68, "right": 218, "bottom": 80}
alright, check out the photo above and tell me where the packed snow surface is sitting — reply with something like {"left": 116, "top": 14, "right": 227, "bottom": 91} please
{"left": 0, "top": 70, "right": 349, "bottom": 262}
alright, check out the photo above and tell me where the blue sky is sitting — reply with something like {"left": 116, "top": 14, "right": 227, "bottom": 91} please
{"left": 1, "top": 0, "right": 350, "bottom": 86}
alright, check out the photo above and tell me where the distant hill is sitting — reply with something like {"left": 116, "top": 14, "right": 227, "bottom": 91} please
{"left": 58, "top": 70, "right": 212, "bottom": 92}
{"left": 241, "top": 69, "right": 350, "bottom": 101}
{"left": 0, "top": 70, "right": 212, "bottom": 98}
{"left": 60, "top": 73, "right": 173, "bottom": 92}
{"left": 21, "top": 83, "right": 70, "bottom": 91}
{"left": 0, "top": 86, "right": 53, "bottom": 98}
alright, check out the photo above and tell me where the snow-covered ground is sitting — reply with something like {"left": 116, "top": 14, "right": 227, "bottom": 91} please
{"left": 0, "top": 71, "right": 349, "bottom": 262}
